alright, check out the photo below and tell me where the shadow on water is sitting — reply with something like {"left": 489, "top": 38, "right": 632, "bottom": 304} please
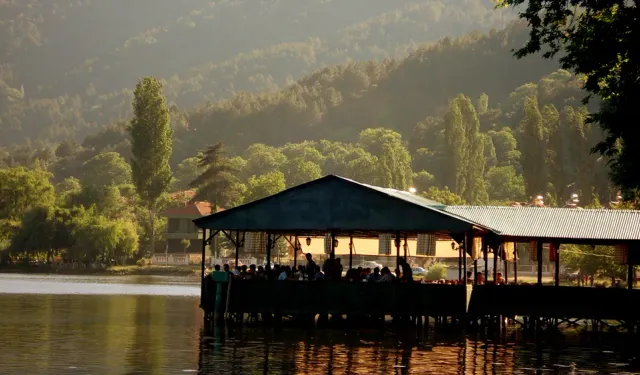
{"left": 197, "top": 322, "right": 640, "bottom": 375}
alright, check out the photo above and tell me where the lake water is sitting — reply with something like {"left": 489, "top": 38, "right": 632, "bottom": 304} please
{"left": 0, "top": 274, "right": 638, "bottom": 374}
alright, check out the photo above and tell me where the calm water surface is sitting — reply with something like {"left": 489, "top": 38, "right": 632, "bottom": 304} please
{"left": 0, "top": 274, "right": 638, "bottom": 374}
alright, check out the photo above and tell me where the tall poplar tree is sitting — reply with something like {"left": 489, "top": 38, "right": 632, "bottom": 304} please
{"left": 444, "top": 94, "right": 488, "bottom": 204}
{"left": 444, "top": 97, "right": 467, "bottom": 195}
{"left": 459, "top": 95, "right": 488, "bottom": 204}
{"left": 519, "top": 96, "right": 547, "bottom": 198}
{"left": 128, "top": 77, "right": 173, "bottom": 257}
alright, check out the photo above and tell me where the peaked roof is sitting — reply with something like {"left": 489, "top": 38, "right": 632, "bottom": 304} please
{"left": 193, "top": 175, "right": 484, "bottom": 235}
{"left": 444, "top": 206, "right": 640, "bottom": 242}
{"left": 162, "top": 202, "right": 222, "bottom": 217}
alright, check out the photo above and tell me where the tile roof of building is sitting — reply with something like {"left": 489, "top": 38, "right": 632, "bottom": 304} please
{"left": 162, "top": 202, "right": 223, "bottom": 217}
{"left": 443, "top": 206, "right": 640, "bottom": 241}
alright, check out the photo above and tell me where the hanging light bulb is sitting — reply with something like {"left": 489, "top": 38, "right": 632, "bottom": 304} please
{"left": 306, "top": 237, "right": 311, "bottom": 246}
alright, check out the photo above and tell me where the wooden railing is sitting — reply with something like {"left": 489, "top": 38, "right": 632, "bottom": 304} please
{"left": 201, "top": 280, "right": 640, "bottom": 322}
{"left": 468, "top": 285, "right": 640, "bottom": 320}
{"left": 221, "top": 280, "right": 470, "bottom": 316}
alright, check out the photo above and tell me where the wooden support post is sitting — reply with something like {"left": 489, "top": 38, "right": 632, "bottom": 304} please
{"left": 330, "top": 232, "right": 336, "bottom": 260}
{"left": 293, "top": 236, "right": 298, "bottom": 270}
{"left": 458, "top": 247, "right": 462, "bottom": 282}
{"left": 483, "top": 239, "right": 488, "bottom": 282}
{"left": 200, "top": 228, "right": 207, "bottom": 307}
{"left": 554, "top": 249, "right": 560, "bottom": 287}
{"left": 504, "top": 260, "right": 508, "bottom": 284}
{"left": 462, "top": 233, "right": 468, "bottom": 284}
{"left": 514, "top": 250, "right": 518, "bottom": 284}
{"left": 234, "top": 231, "right": 240, "bottom": 268}
{"left": 266, "top": 233, "right": 272, "bottom": 271}
{"left": 473, "top": 258, "right": 478, "bottom": 286}
{"left": 349, "top": 236, "right": 353, "bottom": 270}
{"left": 395, "top": 231, "right": 401, "bottom": 270}
{"left": 628, "top": 262, "right": 634, "bottom": 290}
{"left": 493, "top": 245, "right": 498, "bottom": 282}
{"left": 536, "top": 239, "right": 543, "bottom": 286}
{"left": 403, "top": 233, "right": 408, "bottom": 261}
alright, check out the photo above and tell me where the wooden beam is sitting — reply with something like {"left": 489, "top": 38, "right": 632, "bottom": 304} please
{"left": 537, "top": 239, "right": 543, "bottom": 286}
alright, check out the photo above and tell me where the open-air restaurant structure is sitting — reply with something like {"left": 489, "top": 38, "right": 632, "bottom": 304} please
{"left": 193, "top": 175, "right": 640, "bottom": 332}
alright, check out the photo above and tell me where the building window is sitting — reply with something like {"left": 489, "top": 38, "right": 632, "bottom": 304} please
{"left": 168, "top": 219, "right": 180, "bottom": 233}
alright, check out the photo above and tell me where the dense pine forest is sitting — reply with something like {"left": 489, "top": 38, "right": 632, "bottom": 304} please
{"left": 0, "top": 1, "right": 628, "bottom": 272}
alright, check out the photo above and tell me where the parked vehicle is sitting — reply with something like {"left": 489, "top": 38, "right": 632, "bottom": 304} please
{"left": 412, "top": 267, "right": 426, "bottom": 276}
{"left": 362, "top": 261, "right": 383, "bottom": 270}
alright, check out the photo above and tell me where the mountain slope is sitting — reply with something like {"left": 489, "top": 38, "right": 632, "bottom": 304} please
{"left": 0, "top": 0, "right": 514, "bottom": 145}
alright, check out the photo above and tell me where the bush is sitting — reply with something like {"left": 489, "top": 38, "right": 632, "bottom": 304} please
{"left": 136, "top": 258, "right": 148, "bottom": 267}
{"left": 425, "top": 263, "right": 447, "bottom": 281}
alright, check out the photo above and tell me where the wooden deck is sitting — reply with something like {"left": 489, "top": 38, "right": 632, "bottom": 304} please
{"left": 469, "top": 285, "right": 640, "bottom": 321}
{"left": 202, "top": 279, "right": 640, "bottom": 325}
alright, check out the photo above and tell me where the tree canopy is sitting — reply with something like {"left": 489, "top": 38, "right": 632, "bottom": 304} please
{"left": 499, "top": 0, "right": 640, "bottom": 203}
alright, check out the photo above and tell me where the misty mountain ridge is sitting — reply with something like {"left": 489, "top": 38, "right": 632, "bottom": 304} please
{"left": 0, "top": 0, "right": 515, "bottom": 145}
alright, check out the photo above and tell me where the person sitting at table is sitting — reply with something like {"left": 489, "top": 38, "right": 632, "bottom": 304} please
{"left": 380, "top": 267, "right": 395, "bottom": 282}
{"left": 367, "top": 267, "right": 381, "bottom": 282}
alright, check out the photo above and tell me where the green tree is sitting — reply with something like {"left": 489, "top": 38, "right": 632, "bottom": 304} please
{"left": 477, "top": 93, "right": 489, "bottom": 115}
{"left": 81, "top": 152, "right": 132, "bottom": 187}
{"left": 190, "top": 143, "right": 240, "bottom": 209}
{"left": 282, "top": 159, "right": 322, "bottom": 187}
{"left": 413, "top": 170, "right": 436, "bottom": 193}
{"left": 173, "top": 155, "right": 202, "bottom": 191}
{"left": 243, "top": 144, "right": 287, "bottom": 178}
{"left": 443, "top": 98, "right": 467, "bottom": 194}
{"left": 499, "top": 0, "right": 640, "bottom": 203}
{"left": 359, "top": 128, "right": 413, "bottom": 189}
{"left": 244, "top": 171, "right": 286, "bottom": 203}
{"left": 0, "top": 167, "right": 55, "bottom": 220}
{"left": 443, "top": 95, "right": 487, "bottom": 204}
{"left": 10, "top": 205, "right": 77, "bottom": 263}
{"left": 73, "top": 185, "right": 125, "bottom": 218}
{"left": 488, "top": 127, "right": 521, "bottom": 168}
{"left": 56, "top": 177, "right": 82, "bottom": 206}
{"left": 421, "top": 186, "right": 466, "bottom": 206}
{"left": 485, "top": 166, "right": 525, "bottom": 202}
{"left": 128, "top": 77, "right": 173, "bottom": 257}
{"left": 519, "top": 96, "right": 547, "bottom": 198}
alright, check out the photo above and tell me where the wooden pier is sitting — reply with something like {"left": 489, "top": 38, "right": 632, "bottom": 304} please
{"left": 201, "top": 278, "right": 640, "bottom": 333}
{"left": 194, "top": 175, "right": 640, "bottom": 333}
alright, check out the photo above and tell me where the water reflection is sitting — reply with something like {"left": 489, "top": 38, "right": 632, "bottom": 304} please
{"left": 198, "top": 325, "right": 637, "bottom": 375}
{"left": 0, "top": 276, "right": 637, "bottom": 374}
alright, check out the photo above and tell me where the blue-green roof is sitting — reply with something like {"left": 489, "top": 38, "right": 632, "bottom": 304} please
{"left": 193, "top": 175, "right": 480, "bottom": 235}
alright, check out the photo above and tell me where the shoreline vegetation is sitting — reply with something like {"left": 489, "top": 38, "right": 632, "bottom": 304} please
{"left": 0, "top": 264, "right": 201, "bottom": 277}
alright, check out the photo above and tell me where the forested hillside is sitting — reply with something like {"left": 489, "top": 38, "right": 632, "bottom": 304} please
{"left": 0, "top": 0, "right": 513, "bottom": 144}
{"left": 1, "top": 4, "right": 621, "bottom": 266}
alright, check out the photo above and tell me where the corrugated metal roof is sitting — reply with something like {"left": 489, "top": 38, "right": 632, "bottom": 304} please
{"left": 443, "top": 206, "right": 640, "bottom": 241}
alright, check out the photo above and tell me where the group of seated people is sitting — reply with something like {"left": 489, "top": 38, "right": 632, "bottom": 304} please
{"left": 209, "top": 254, "right": 416, "bottom": 283}
{"left": 208, "top": 254, "right": 519, "bottom": 285}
